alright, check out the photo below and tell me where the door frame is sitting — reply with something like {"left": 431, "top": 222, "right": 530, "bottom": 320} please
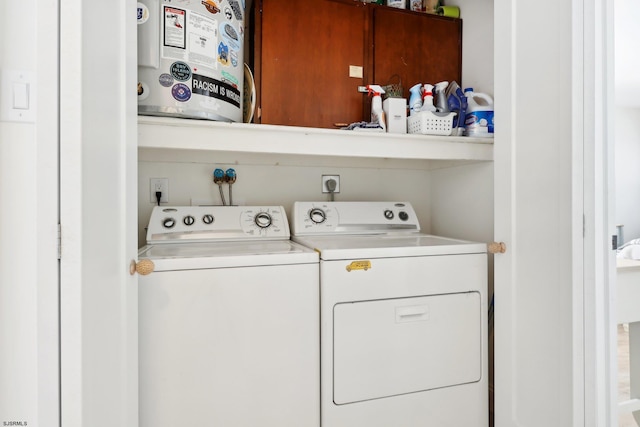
{"left": 59, "top": 1, "right": 139, "bottom": 426}
{"left": 493, "top": 0, "right": 615, "bottom": 425}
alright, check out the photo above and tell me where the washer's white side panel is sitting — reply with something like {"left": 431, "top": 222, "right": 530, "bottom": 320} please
{"left": 139, "top": 263, "right": 319, "bottom": 427}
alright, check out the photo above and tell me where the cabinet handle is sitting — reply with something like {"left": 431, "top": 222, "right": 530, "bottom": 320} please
{"left": 129, "top": 259, "right": 155, "bottom": 276}
{"left": 487, "top": 242, "right": 507, "bottom": 254}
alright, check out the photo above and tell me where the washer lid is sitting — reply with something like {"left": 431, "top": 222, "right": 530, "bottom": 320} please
{"left": 138, "top": 240, "right": 318, "bottom": 271}
{"left": 292, "top": 233, "right": 486, "bottom": 260}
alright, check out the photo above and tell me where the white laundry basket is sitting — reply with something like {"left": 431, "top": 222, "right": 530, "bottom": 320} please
{"left": 407, "top": 111, "right": 456, "bottom": 136}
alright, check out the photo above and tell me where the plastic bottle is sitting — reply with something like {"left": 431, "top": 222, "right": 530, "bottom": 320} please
{"left": 409, "top": 83, "right": 423, "bottom": 116}
{"left": 434, "top": 81, "right": 450, "bottom": 112}
{"left": 464, "top": 88, "right": 494, "bottom": 138}
{"left": 367, "top": 84, "right": 386, "bottom": 131}
{"left": 420, "top": 84, "right": 436, "bottom": 112}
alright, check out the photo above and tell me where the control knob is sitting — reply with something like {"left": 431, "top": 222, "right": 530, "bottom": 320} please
{"left": 162, "top": 217, "right": 176, "bottom": 229}
{"left": 254, "top": 212, "right": 272, "bottom": 228}
{"left": 399, "top": 211, "right": 409, "bottom": 221}
{"left": 202, "top": 214, "right": 214, "bottom": 224}
{"left": 183, "top": 215, "right": 195, "bottom": 226}
{"left": 309, "top": 208, "right": 326, "bottom": 224}
{"left": 384, "top": 209, "right": 394, "bottom": 220}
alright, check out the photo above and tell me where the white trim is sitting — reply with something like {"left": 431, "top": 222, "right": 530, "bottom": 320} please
{"left": 36, "top": 0, "right": 61, "bottom": 424}
{"left": 579, "top": 0, "right": 617, "bottom": 425}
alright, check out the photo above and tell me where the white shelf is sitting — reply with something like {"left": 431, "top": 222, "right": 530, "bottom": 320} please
{"left": 138, "top": 116, "right": 493, "bottom": 163}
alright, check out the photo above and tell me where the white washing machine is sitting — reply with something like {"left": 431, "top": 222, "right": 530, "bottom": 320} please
{"left": 291, "top": 201, "right": 488, "bottom": 427}
{"left": 138, "top": 205, "right": 319, "bottom": 427}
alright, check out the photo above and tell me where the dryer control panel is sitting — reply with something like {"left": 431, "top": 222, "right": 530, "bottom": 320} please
{"left": 291, "top": 201, "right": 420, "bottom": 236}
{"left": 146, "top": 206, "right": 290, "bottom": 243}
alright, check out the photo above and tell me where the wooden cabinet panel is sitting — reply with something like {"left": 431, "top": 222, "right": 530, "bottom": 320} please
{"left": 253, "top": 0, "right": 462, "bottom": 129}
{"left": 255, "top": 0, "right": 368, "bottom": 128}
{"left": 372, "top": 8, "right": 462, "bottom": 101}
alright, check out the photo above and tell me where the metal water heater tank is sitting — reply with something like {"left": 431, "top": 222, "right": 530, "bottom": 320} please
{"left": 137, "top": 0, "right": 244, "bottom": 122}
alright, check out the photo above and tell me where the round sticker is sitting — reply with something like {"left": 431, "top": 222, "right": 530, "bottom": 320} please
{"left": 137, "top": 3, "right": 149, "bottom": 25}
{"left": 172, "top": 83, "right": 191, "bottom": 102}
{"left": 170, "top": 62, "right": 192, "bottom": 81}
{"left": 158, "top": 73, "right": 174, "bottom": 87}
{"left": 138, "top": 81, "right": 150, "bottom": 101}
{"left": 230, "top": 50, "right": 238, "bottom": 67}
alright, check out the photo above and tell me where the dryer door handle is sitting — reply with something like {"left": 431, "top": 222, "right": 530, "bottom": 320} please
{"left": 395, "top": 305, "right": 429, "bottom": 323}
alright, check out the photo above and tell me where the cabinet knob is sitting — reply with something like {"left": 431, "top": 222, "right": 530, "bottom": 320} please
{"left": 487, "top": 242, "right": 507, "bottom": 254}
{"left": 129, "top": 259, "right": 155, "bottom": 276}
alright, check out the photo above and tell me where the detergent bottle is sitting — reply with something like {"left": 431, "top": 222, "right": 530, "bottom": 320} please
{"left": 464, "top": 88, "right": 494, "bottom": 138}
{"left": 420, "top": 84, "right": 436, "bottom": 112}
{"left": 409, "top": 83, "right": 423, "bottom": 115}
{"left": 367, "top": 85, "right": 386, "bottom": 131}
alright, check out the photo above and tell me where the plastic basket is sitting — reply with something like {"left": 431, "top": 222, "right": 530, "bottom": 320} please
{"left": 407, "top": 111, "right": 456, "bottom": 136}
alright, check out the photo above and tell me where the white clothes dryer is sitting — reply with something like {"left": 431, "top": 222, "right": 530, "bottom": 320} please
{"left": 138, "top": 206, "right": 319, "bottom": 427}
{"left": 291, "top": 201, "right": 488, "bottom": 427}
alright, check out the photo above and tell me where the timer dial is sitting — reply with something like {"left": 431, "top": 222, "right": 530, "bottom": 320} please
{"left": 309, "top": 208, "right": 327, "bottom": 224}
{"left": 254, "top": 212, "right": 273, "bottom": 228}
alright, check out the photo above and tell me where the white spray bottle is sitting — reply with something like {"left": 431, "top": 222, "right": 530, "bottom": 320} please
{"left": 420, "top": 84, "right": 436, "bottom": 112}
{"left": 409, "top": 83, "right": 423, "bottom": 115}
{"left": 367, "top": 84, "right": 386, "bottom": 131}
{"left": 434, "top": 81, "right": 450, "bottom": 112}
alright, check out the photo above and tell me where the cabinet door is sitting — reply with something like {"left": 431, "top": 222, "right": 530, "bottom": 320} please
{"left": 372, "top": 7, "right": 462, "bottom": 100}
{"left": 255, "top": 0, "right": 368, "bottom": 128}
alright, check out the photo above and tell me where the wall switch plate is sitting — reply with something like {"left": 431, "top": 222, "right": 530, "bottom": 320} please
{"left": 0, "top": 69, "right": 36, "bottom": 123}
{"left": 150, "top": 178, "right": 169, "bottom": 204}
{"left": 322, "top": 175, "right": 340, "bottom": 193}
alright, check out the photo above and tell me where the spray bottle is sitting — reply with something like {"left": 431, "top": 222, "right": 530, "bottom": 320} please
{"left": 409, "top": 83, "right": 423, "bottom": 115}
{"left": 434, "top": 81, "right": 450, "bottom": 112}
{"left": 367, "top": 84, "right": 386, "bottom": 131}
{"left": 420, "top": 84, "right": 436, "bottom": 112}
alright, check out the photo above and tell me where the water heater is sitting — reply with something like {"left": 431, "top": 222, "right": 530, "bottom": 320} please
{"left": 137, "top": 0, "right": 244, "bottom": 121}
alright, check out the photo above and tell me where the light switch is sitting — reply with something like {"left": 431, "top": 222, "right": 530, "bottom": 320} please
{"left": 13, "top": 82, "right": 29, "bottom": 109}
{"left": 0, "top": 69, "right": 36, "bottom": 123}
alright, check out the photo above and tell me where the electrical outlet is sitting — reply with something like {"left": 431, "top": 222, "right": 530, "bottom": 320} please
{"left": 150, "top": 178, "right": 169, "bottom": 204}
{"left": 322, "top": 175, "right": 340, "bottom": 193}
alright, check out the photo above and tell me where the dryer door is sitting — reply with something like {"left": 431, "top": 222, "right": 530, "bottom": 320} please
{"left": 333, "top": 291, "right": 482, "bottom": 404}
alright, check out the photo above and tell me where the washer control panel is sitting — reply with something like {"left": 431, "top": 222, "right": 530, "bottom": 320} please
{"left": 146, "top": 206, "right": 290, "bottom": 243}
{"left": 291, "top": 201, "right": 420, "bottom": 236}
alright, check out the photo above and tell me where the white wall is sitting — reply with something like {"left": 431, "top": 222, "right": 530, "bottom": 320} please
{"left": 0, "top": 0, "right": 59, "bottom": 426}
{"left": 0, "top": 0, "right": 38, "bottom": 423}
{"left": 450, "top": 0, "right": 494, "bottom": 95}
{"left": 138, "top": 153, "right": 434, "bottom": 247}
{"left": 615, "top": 106, "right": 640, "bottom": 243}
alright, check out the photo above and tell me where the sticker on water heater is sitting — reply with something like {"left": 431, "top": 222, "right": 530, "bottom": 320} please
{"left": 137, "top": 3, "right": 149, "bottom": 24}
{"left": 224, "top": 7, "right": 233, "bottom": 20}
{"left": 158, "top": 73, "right": 174, "bottom": 87}
{"left": 138, "top": 82, "right": 150, "bottom": 100}
{"left": 172, "top": 83, "right": 191, "bottom": 102}
{"left": 217, "top": 42, "right": 230, "bottom": 66}
{"left": 201, "top": 0, "right": 221, "bottom": 15}
{"left": 192, "top": 74, "right": 241, "bottom": 108}
{"left": 164, "top": 6, "right": 186, "bottom": 49}
{"left": 227, "top": 0, "right": 243, "bottom": 20}
{"left": 170, "top": 61, "right": 191, "bottom": 81}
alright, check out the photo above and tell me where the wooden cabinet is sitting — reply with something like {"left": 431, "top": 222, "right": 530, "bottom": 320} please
{"left": 252, "top": 0, "right": 462, "bottom": 129}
